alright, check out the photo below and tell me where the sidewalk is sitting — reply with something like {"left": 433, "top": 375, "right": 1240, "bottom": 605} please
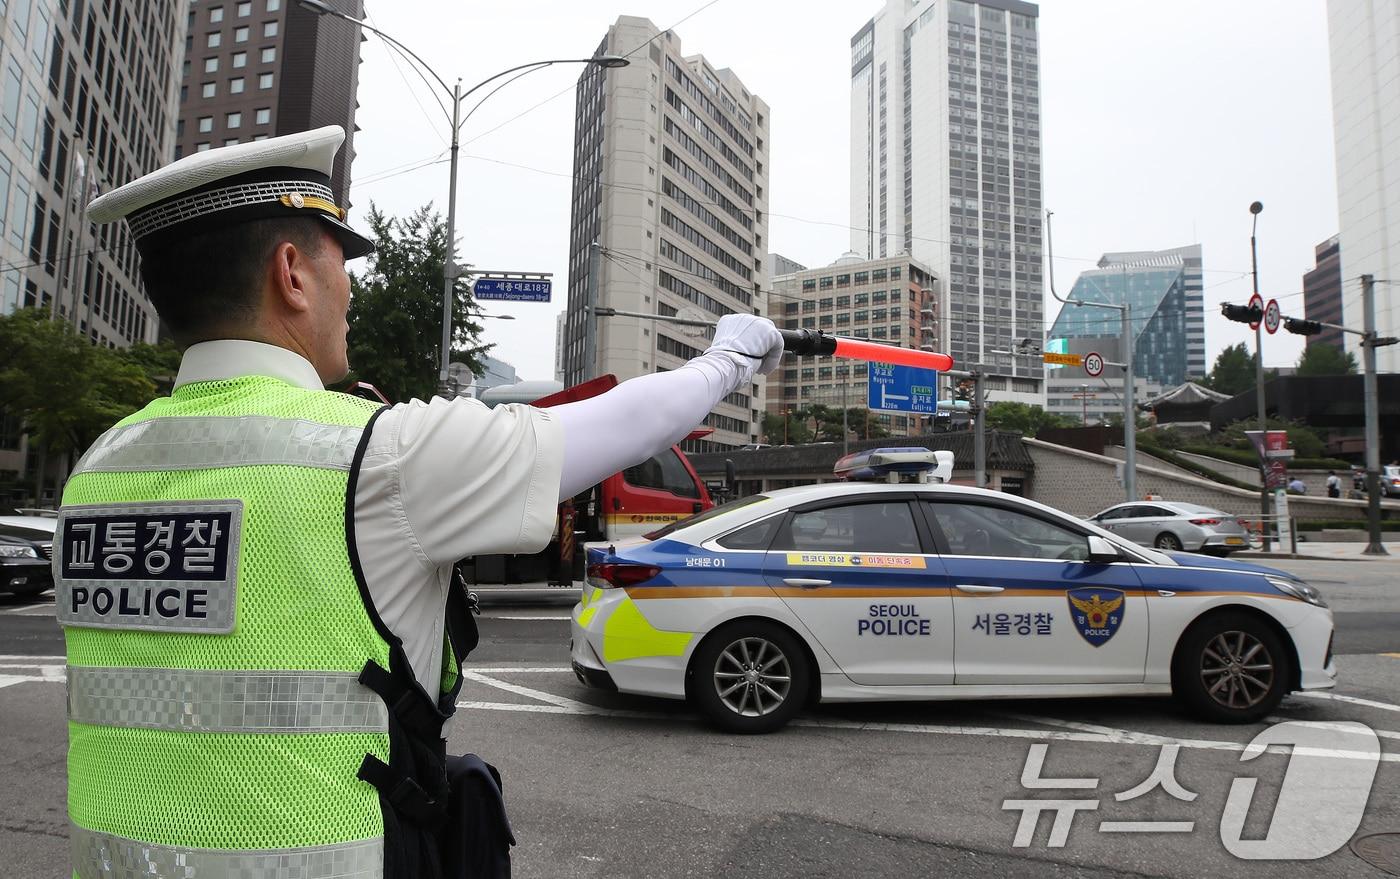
{"left": 1235, "top": 540, "right": 1400, "bottom": 562}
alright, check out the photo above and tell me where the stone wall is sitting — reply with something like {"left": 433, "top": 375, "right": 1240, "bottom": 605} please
{"left": 1024, "top": 439, "right": 1397, "bottom": 522}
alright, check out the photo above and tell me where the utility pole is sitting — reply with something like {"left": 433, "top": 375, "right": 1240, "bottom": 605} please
{"left": 1249, "top": 201, "right": 1271, "bottom": 551}
{"left": 972, "top": 369, "right": 986, "bottom": 488}
{"left": 1361, "top": 274, "right": 1389, "bottom": 556}
{"left": 583, "top": 240, "right": 600, "bottom": 382}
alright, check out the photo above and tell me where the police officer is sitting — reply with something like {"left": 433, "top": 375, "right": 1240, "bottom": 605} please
{"left": 58, "top": 127, "right": 783, "bottom": 878}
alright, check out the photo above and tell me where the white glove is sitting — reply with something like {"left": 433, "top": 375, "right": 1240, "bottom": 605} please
{"left": 703, "top": 314, "right": 785, "bottom": 377}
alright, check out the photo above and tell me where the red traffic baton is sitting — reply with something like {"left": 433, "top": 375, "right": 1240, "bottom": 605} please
{"left": 779, "top": 328, "right": 954, "bottom": 372}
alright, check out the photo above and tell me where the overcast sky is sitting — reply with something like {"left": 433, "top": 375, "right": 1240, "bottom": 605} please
{"left": 346, "top": 0, "right": 1338, "bottom": 383}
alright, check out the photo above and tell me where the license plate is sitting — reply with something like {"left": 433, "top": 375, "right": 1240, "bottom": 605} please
{"left": 1224, "top": 537, "right": 1245, "bottom": 546}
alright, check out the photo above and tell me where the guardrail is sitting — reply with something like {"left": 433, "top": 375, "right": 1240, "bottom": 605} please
{"left": 1235, "top": 514, "right": 1298, "bottom": 554}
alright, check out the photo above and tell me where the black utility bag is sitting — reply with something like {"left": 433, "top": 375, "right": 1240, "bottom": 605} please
{"left": 440, "top": 567, "right": 515, "bottom": 878}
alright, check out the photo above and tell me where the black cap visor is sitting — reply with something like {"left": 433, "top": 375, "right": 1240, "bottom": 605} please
{"left": 319, "top": 214, "right": 375, "bottom": 260}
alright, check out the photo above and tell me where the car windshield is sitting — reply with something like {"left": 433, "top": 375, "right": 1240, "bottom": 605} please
{"left": 642, "top": 494, "right": 770, "bottom": 540}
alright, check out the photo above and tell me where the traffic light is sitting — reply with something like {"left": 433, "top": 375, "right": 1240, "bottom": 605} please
{"left": 1283, "top": 317, "right": 1323, "bottom": 336}
{"left": 1220, "top": 302, "right": 1263, "bottom": 324}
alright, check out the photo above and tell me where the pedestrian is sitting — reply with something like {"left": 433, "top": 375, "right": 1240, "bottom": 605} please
{"left": 1326, "top": 470, "right": 1341, "bottom": 498}
{"left": 56, "top": 128, "right": 784, "bottom": 878}
{"left": 1287, "top": 476, "right": 1307, "bottom": 494}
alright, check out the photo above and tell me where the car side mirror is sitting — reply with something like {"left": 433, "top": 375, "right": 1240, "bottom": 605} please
{"left": 1087, "top": 535, "right": 1121, "bottom": 564}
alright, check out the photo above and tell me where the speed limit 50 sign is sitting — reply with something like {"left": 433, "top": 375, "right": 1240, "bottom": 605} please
{"left": 1084, "top": 352, "right": 1104, "bottom": 377}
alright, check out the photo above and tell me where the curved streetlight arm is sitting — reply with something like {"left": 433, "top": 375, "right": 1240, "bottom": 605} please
{"left": 1045, "top": 209, "right": 1124, "bottom": 314}
{"left": 461, "top": 63, "right": 555, "bottom": 130}
{"left": 297, "top": 0, "right": 453, "bottom": 97}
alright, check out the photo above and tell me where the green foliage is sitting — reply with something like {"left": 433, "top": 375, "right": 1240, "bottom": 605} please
{"left": 1216, "top": 417, "right": 1327, "bottom": 459}
{"left": 760, "top": 406, "right": 890, "bottom": 445}
{"left": 346, "top": 204, "right": 490, "bottom": 402}
{"left": 1179, "top": 442, "right": 1349, "bottom": 472}
{"left": 1138, "top": 427, "right": 1186, "bottom": 450}
{"left": 1295, "top": 343, "right": 1357, "bottom": 377}
{"left": 984, "top": 401, "right": 1078, "bottom": 436}
{"left": 0, "top": 309, "right": 157, "bottom": 499}
{"left": 117, "top": 341, "right": 183, "bottom": 393}
{"left": 1202, "top": 343, "right": 1256, "bottom": 396}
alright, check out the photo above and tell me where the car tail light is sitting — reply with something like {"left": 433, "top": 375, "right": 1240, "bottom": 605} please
{"left": 1236, "top": 518, "right": 1248, "bottom": 527}
{"left": 1189, "top": 518, "right": 1221, "bottom": 526}
{"left": 587, "top": 563, "right": 662, "bottom": 588}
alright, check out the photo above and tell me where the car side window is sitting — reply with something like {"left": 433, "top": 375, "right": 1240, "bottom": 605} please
{"left": 715, "top": 514, "right": 782, "bottom": 551}
{"left": 1098, "top": 507, "right": 1130, "bottom": 521}
{"left": 623, "top": 449, "right": 700, "bottom": 499}
{"left": 772, "top": 502, "right": 922, "bottom": 554}
{"left": 1137, "top": 506, "right": 1168, "bottom": 518}
{"left": 926, "top": 502, "right": 1090, "bottom": 561}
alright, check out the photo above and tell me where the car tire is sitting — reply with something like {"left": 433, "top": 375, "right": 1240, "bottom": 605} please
{"left": 1172, "top": 612, "right": 1292, "bottom": 724}
{"left": 690, "top": 621, "right": 810, "bottom": 734}
{"left": 1154, "top": 532, "right": 1183, "bottom": 552}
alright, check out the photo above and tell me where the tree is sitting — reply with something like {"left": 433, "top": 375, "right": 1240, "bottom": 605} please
{"left": 984, "top": 401, "right": 1077, "bottom": 436}
{"left": 0, "top": 308, "right": 155, "bottom": 502}
{"left": 347, "top": 204, "right": 490, "bottom": 402}
{"left": 761, "top": 409, "right": 813, "bottom": 445}
{"left": 1202, "top": 343, "right": 1255, "bottom": 396}
{"left": 1296, "top": 343, "right": 1357, "bottom": 377}
{"left": 1202, "top": 343, "right": 1280, "bottom": 395}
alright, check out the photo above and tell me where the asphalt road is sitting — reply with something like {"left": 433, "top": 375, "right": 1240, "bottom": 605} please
{"left": 3, "top": 558, "right": 1399, "bottom": 878}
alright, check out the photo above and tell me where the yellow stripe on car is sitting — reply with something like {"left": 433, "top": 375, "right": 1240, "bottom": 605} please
{"left": 602, "top": 595, "right": 694, "bottom": 662}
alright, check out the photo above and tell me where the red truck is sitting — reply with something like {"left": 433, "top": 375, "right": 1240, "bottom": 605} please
{"left": 463, "top": 375, "right": 715, "bottom": 586}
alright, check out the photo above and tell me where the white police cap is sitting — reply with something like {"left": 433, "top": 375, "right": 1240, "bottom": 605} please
{"left": 86, "top": 125, "right": 374, "bottom": 259}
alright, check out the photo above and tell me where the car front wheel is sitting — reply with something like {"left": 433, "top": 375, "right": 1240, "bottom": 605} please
{"left": 1172, "top": 612, "right": 1292, "bottom": 723}
{"left": 691, "top": 621, "right": 809, "bottom": 734}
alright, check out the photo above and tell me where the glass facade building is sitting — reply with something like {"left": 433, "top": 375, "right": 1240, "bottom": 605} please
{"left": 1046, "top": 245, "right": 1205, "bottom": 388}
{"left": 0, "top": 0, "right": 183, "bottom": 348}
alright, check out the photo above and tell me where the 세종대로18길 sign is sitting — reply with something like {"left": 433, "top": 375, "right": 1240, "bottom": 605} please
{"left": 473, "top": 278, "right": 552, "bottom": 302}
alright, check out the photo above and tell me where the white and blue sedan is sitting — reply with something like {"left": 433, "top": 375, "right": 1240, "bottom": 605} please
{"left": 570, "top": 449, "right": 1335, "bottom": 733}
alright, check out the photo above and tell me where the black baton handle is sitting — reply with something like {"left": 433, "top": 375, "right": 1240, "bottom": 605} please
{"left": 778, "top": 328, "right": 838, "bottom": 357}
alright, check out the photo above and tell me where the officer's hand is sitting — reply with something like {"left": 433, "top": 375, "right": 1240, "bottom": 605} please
{"left": 704, "top": 314, "right": 785, "bottom": 376}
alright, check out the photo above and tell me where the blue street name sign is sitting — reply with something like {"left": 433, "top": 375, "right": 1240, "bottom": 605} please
{"left": 868, "top": 362, "right": 940, "bottom": 413}
{"left": 473, "top": 278, "right": 552, "bottom": 302}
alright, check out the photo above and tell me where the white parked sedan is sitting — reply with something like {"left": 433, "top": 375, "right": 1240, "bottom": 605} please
{"left": 1087, "top": 501, "right": 1250, "bottom": 555}
{"left": 570, "top": 450, "right": 1335, "bottom": 733}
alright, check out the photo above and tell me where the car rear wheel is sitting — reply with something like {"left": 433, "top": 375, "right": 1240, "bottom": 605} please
{"left": 1172, "top": 612, "right": 1291, "bottom": 723}
{"left": 691, "top": 621, "right": 809, "bottom": 734}
{"left": 1154, "top": 532, "right": 1183, "bottom": 552}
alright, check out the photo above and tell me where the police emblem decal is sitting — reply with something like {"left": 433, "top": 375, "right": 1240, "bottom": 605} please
{"left": 1066, "top": 587, "right": 1126, "bottom": 647}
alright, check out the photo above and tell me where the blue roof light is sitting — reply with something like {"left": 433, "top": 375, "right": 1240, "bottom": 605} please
{"left": 834, "top": 447, "right": 954, "bottom": 483}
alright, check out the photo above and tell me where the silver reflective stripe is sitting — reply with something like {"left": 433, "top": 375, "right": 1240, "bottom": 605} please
{"left": 73, "top": 416, "right": 364, "bottom": 475}
{"left": 67, "top": 667, "right": 388, "bottom": 733}
{"left": 72, "top": 826, "right": 383, "bottom": 879}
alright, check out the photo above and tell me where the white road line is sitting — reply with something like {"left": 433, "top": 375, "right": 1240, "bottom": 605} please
{"left": 1098, "top": 822, "right": 1194, "bottom": 834}
{"left": 484, "top": 615, "right": 572, "bottom": 621}
{"left": 1265, "top": 715, "right": 1400, "bottom": 741}
{"left": 468, "top": 667, "right": 571, "bottom": 674}
{"left": 455, "top": 669, "right": 1400, "bottom": 762}
{"left": 0, "top": 655, "right": 65, "bottom": 661}
{"left": 993, "top": 713, "right": 1183, "bottom": 746}
{"left": 1294, "top": 691, "right": 1400, "bottom": 714}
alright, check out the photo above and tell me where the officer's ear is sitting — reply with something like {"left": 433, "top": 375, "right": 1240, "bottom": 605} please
{"left": 270, "top": 240, "right": 314, "bottom": 316}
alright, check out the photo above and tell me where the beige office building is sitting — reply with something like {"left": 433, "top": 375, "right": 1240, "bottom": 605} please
{"left": 767, "top": 253, "right": 944, "bottom": 436}
{"left": 561, "top": 16, "right": 770, "bottom": 452}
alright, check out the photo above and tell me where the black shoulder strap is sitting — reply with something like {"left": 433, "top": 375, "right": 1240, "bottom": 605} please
{"left": 446, "top": 563, "right": 480, "bottom": 664}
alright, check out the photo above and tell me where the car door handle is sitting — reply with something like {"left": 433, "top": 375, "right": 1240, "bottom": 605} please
{"left": 955, "top": 584, "right": 1005, "bottom": 594}
{"left": 783, "top": 578, "right": 831, "bottom": 589}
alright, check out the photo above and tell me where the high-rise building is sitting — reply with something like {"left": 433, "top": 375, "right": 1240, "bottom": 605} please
{"left": 1302, "top": 235, "right": 1344, "bottom": 353}
{"left": 1327, "top": 0, "right": 1400, "bottom": 372}
{"left": 850, "top": 0, "right": 1044, "bottom": 402}
{"left": 0, "top": 1, "right": 184, "bottom": 348}
{"left": 175, "top": 0, "right": 363, "bottom": 206}
{"left": 0, "top": 1, "right": 185, "bottom": 488}
{"left": 1044, "top": 245, "right": 1203, "bottom": 420}
{"left": 766, "top": 252, "right": 943, "bottom": 436}
{"left": 562, "top": 16, "right": 770, "bottom": 451}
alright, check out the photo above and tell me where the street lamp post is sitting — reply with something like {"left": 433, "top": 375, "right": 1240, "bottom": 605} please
{"left": 296, "top": 1, "right": 628, "bottom": 396}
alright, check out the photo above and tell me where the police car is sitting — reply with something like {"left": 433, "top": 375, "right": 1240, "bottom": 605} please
{"left": 570, "top": 448, "right": 1335, "bottom": 733}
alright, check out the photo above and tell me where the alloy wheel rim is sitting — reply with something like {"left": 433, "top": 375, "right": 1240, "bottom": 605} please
{"left": 1157, "top": 535, "right": 1179, "bottom": 550}
{"left": 714, "top": 636, "right": 792, "bottom": 717}
{"left": 1200, "top": 630, "right": 1275, "bottom": 710}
